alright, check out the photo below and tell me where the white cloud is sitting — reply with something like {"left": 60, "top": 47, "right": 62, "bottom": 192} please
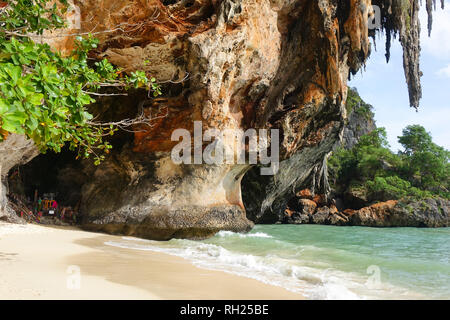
{"left": 437, "top": 64, "right": 450, "bottom": 78}
{"left": 378, "top": 105, "right": 450, "bottom": 152}
{"left": 420, "top": 1, "right": 450, "bottom": 60}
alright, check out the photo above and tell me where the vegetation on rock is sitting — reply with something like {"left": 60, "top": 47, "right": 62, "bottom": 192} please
{"left": 0, "top": 0, "right": 159, "bottom": 164}
{"left": 329, "top": 125, "right": 450, "bottom": 202}
{"left": 345, "top": 87, "right": 375, "bottom": 120}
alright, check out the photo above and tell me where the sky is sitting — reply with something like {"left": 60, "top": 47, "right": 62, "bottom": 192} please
{"left": 349, "top": 1, "right": 450, "bottom": 152}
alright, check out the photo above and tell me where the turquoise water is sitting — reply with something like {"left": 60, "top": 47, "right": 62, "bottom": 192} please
{"left": 105, "top": 225, "right": 450, "bottom": 299}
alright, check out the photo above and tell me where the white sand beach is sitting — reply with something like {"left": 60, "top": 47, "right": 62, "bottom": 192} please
{"left": 0, "top": 222, "right": 303, "bottom": 300}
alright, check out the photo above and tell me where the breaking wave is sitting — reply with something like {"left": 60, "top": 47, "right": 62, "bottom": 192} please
{"left": 105, "top": 228, "right": 424, "bottom": 300}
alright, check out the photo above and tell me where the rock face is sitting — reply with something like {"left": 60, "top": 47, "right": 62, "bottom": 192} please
{"left": 0, "top": 134, "right": 39, "bottom": 222}
{"left": 36, "top": 0, "right": 375, "bottom": 239}
{"left": 348, "top": 198, "right": 450, "bottom": 227}
{"left": 243, "top": 88, "right": 375, "bottom": 224}
{"left": 249, "top": 85, "right": 450, "bottom": 228}
{"left": 342, "top": 88, "right": 376, "bottom": 149}
{"left": 283, "top": 195, "right": 450, "bottom": 227}
{"left": 1, "top": 1, "right": 440, "bottom": 238}
{"left": 77, "top": 147, "right": 254, "bottom": 240}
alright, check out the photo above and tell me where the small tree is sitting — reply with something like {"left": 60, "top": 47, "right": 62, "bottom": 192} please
{"left": 0, "top": 0, "right": 160, "bottom": 164}
{"left": 328, "top": 125, "right": 449, "bottom": 201}
{"left": 398, "top": 125, "right": 450, "bottom": 194}
{"left": 398, "top": 125, "right": 433, "bottom": 156}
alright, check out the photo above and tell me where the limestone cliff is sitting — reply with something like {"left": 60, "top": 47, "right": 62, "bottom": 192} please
{"left": 77, "top": 0, "right": 371, "bottom": 239}
{"left": 341, "top": 88, "right": 376, "bottom": 149}
{"left": 243, "top": 87, "right": 376, "bottom": 223}
{"left": 283, "top": 194, "right": 449, "bottom": 227}
{"left": 0, "top": 1, "right": 442, "bottom": 239}
{"left": 0, "top": 134, "right": 38, "bottom": 222}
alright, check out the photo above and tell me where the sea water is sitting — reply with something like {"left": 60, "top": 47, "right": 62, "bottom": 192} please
{"left": 105, "top": 225, "right": 450, "bottom": 299}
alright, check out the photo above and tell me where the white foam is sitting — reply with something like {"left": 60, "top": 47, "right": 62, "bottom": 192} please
{"left": 104, "top": 237, "right": 373, "bottom": 299}
{"left": 106, "top": 232, "right": 430, "bottom": 300}
{"left": 216, "top": 231, "right": 273, "bottom": 238}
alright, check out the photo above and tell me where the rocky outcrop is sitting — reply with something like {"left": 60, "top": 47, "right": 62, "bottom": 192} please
{"left": 342, "top": 88, "right": 376, "bottom": 149}
{"left": 75, "top": 146, "right": 254, "bottom": 240}
{"left": 243, "top": 88, "right": 375, "bottom": 224}
{"left": 1, "top": 1, "right": 442, "bottom": 238}
{"left": 0, "top": 134, "right": 39, "bottom": 222}
{"left": 32, "top": 0, "right": 376, "bottom": 239}
{"left": 283, "top": 194, "right": 450, "bottom": 227}
{"left": 348, "top": 198, "right": 450, "bottom": 227}
{"left": 247, "top": 85, "right": 449, "bottom": 228}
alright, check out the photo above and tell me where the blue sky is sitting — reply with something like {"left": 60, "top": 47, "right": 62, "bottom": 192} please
{"left": 350, "top": 1, "right": 450, "bottom": 152}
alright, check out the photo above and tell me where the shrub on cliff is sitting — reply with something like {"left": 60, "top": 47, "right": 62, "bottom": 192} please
{"left": 0, "top": 0, "right": 159, "bottom": 164}
{"left": 329, "top": 128, "right": 400, "bottom": 187}
{"left": 329, "top": 125, "right": 449, "bottom": 202}
{"left": 346, "top": 88, "right": 375, "bottom": 120}
{"left": 398, "top": 125, "right": 450, "bottom": 196}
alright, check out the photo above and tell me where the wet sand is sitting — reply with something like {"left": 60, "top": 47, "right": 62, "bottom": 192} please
{"left": 0, "top": 223, "right": 303, "bottom": 300}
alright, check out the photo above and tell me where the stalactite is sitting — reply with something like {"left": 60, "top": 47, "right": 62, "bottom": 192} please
{"left": 426, "top": 0, "right": 447, "bottom": 36}
{"left": 426, "top": 0, "right": 434, "bottom": 37}
{"left": 371, "top": 0, "right": 443, "bottom": 109}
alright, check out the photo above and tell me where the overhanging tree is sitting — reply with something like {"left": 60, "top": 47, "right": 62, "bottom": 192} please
{"left": 0, "top": 0, "right": 161, "bottom": 164}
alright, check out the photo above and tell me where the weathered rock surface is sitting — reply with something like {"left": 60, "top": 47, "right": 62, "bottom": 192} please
{"left": 281, "top": 190, "right": 450, "bottom": 227}
{"left": 0, "top": 134, "right": 39, "bottom": 223}
{"left": 348, "top": 199, "right": 450, "bottom": 227}
{"left": 297, "top": 199, "right": 317, "bottom": 216}
{"left": 342, "top": 88, "right": 376, "bottom": 149}
{"left": 1, "top": 1, "right": 442, "bottom": 238}
{"left": 42, "top": 0, "right": 375, "bottom": 239}
{"left": 244, "top": 88, "right": 375, "bottom": 224}
{"left": 75, "top": 146, "right": 254, "bottom": 240}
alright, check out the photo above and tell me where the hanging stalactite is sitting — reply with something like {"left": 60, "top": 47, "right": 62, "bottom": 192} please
{"left": 371, "top": 0, "right": 444, "bottom": 110}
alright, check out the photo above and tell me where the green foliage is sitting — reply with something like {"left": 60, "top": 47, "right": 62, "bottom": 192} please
{"left": 346, "top": 88, "right": 374, "bottom": 120}
{"left": 398, "top": 125, "right": 450, "bottom": 196}
{"left": 329, "top": 124, "right": 449, "bottom": 201}
{"left": 329, "top": 128, "right": 398, "bottom": 186}
{"left": 0, "top": 0, "right": 161, "bottom": 164}
{"left": 0, "top": 0, "right": 68, "bottom": 35}
{"left": 365, "top": 176, "right": 433, "bottom": 201}
{"left": 398, "top": 125, "right": 433, "bottom": 156}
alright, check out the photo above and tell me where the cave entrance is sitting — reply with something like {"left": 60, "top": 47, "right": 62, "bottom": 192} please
{"left": 7, "top": 148, "right": 86, "bottom": 225}
{"left": 5, "top": 90, "right": 142, "bottom": 224}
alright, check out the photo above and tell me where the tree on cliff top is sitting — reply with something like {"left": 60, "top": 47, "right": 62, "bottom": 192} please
{"left": 0, "top": 0, "right": 160, "bottom": 164}
{"left": 398, "top": 125, "right": 450, "bottom": 193}
{"left": 329, "top": 124, "right": 449, "bottom": 202}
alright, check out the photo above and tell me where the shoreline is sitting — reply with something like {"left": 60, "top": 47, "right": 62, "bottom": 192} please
{"left": 0, "top": 222, "right": 303, "bottom": 300}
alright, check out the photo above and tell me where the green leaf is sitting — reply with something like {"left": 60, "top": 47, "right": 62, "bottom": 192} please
{"left": 55, "top": 107, "right": 69, "bottom": 117}
{"left": 5, "top": 64, "right": 21, "bottom": 84}
{"left": 0, "top": 2, "right": 160, "bottom": 164}
{"left": 28, "top": 93, "right": 44, "bottom": 105}
{"left": 0, "top": 53, "right": 12, "bottom": 62}
{"left": 25, "top": 117, "right": 39, "bottom": 131}
{"left": 0, "top": 99, "right": 8, "bottom": 115}
{"left": 1, "top": 112, "right": 25, "bottom": 132}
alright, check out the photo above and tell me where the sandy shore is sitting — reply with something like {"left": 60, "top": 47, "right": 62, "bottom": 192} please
{"left": 0, "top": 222, "right": 303, "bottom": 300}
